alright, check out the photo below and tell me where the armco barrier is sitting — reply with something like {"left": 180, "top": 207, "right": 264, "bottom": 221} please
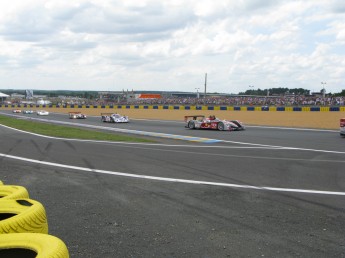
{"left": 1, "top": 104, "right": 345, "bottom": 111}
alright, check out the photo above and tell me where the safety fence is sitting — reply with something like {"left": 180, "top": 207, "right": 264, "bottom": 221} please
{"left": 1, "top": 104, "right": 345, "bottom": 111}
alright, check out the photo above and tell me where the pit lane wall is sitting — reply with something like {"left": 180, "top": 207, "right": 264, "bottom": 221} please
{"left": 1, "top": 104, "right": 345, "bottom": 112}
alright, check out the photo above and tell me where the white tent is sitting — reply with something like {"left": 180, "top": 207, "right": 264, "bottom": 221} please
{"left": 0, "top": 92, "right": 9, "bottom": 103}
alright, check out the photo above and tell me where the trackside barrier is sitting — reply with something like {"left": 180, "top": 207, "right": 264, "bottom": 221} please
{"left": 0, "top": 181, "right": 70, "bottom": 257}
{"left": 1, "top": 104, "right": 345, "bottom": 111}
{"left": 330, "top": 107, "right": 340, "bottom": 111}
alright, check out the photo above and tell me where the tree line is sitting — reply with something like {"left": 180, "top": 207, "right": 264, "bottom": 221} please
{"left": 239, "top": 87, "right": 345, "bottom": 96}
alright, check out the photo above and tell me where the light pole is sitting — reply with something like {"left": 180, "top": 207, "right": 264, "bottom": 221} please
{"left": 195, "top": 87, "right": 200, "bottom": 99}
{"left": 321, "top": 82, "right": 326, "bottom": 97}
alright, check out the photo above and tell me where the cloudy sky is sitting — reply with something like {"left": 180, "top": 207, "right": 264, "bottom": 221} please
{"left": 0, "top": 0, "right": 344, "bottom": 94}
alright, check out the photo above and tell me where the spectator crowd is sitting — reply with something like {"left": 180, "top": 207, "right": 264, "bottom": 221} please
{"left": 100, "top": 95, "right": 345, "bottom": 107}
{"left": 7, "top": 94, "right": 345, "bottom": 107}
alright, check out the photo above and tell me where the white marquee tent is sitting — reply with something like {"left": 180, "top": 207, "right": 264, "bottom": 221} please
{"left": 0, "top": 92, "right": 9, "bottom": 103}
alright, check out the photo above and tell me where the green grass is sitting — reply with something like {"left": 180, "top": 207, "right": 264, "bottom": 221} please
{"left": 0, "top": 115, "right": 155, "bottom": 143}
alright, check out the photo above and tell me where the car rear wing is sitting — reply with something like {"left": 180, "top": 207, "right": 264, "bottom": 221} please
{"left": 340, "top": 118, "right": 345, "bottom": 127}
{"left": 184, "top": 115, "right": 205, "bottom": 122}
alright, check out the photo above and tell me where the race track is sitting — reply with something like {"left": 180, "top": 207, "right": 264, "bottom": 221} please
{"left": 0, "top": 111, "right": 344, "bottom": 257}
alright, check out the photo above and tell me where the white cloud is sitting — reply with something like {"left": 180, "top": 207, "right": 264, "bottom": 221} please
{"left": 0, "top": 0, "right": 344, "bottom": 93}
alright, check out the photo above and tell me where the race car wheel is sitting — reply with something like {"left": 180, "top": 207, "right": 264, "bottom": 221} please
{"left": 217, "top": 122, "right": 224, "bottom": 131}
{"left": 0, "top": 185, "right": 30, "bottom": 200}
{"left": 0, "top": 233, "right": 69, "bottom": 258}
{"left": 0, "top": 199, "right": 48, "bottom": 234}
{"left": 188, "top": 121, "right": 195, "bottom": 129}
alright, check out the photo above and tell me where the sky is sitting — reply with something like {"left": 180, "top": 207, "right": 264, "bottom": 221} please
{"left": 0, "top": 0, "right": 344, "bottom": 94}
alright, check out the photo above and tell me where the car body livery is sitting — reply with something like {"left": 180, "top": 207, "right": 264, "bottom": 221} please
{"left": 101, "top": 113, "right": 129, "bottom": 123}
{"left": 12, "top": 109, "right": 22, "bottom": 113}
{"left": 69, "top": 112, "right": 87, "bottom": 119}
{"left": 185, "top": 115, "right": 245, "bottom": 131}
{"left": 23, "top": 110, "right": 34, "bottom": 114}
{"left": 340, "top": 118, "right": 345, "bottom": 137}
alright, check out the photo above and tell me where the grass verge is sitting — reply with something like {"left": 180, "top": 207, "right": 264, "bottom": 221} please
{"left": 0, "top": 115, "right": 155, "bottom": 143}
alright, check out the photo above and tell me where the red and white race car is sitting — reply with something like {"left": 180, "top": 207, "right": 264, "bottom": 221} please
{"left": 69, "top": 112, "right": 87, "bottom": 119}
{"left": 340, "top": 118, "right": 345, "bottom": 137}
{"left": 185, "top": 115, "right": 245, "bottom": 131}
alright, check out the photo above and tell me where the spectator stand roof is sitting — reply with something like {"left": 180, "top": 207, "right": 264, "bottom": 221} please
{"left": 0, "top": 92, "right": 9, "bottom": 98}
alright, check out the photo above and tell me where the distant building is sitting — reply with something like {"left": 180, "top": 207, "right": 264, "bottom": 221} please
{"left": 36, "top": 98, "right": 51, "bottom": 105}
{"left": 11, "top": 93, "right": 25, "bottom": 99}
{"left": 26, "top": 90, "right": 34, "bottom": 99}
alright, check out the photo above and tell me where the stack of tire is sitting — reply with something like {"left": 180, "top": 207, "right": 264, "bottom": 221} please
{"left": 0, "top": 180, "right": 69, "bottom": 257}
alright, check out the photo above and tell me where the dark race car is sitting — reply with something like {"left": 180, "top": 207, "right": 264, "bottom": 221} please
{"left": 185, "top": 115, "right": 245, "bottom": 131}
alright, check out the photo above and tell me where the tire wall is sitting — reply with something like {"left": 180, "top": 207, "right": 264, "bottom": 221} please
{"left": 0, "top": 181, "right": 69, "bottom": 257}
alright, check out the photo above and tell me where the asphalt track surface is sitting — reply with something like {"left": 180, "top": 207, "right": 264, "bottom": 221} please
{"left": 0, "top": 111, "right": 345, "bottom": 257}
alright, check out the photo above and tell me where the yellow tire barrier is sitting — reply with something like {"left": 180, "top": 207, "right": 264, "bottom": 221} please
{"left": 0, "top": 185, "right": 29, "bottom": 200}
{"left": 0, "top": 233, "right": 69, "bottom": 258}
{"left": 0, "top": 199, "right": 48, "bottom": 234}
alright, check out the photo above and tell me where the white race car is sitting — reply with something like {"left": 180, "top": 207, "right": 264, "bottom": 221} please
{"left": 101, "top": 113, "right": 129, "bottom": 123}
{"left": 12, "top": 109, "right": 22, "bottom": 113}
{"left": 23, "top": 110, "right": 34, "bottom": 114}
{"left": 37, "top": 110, "right": 49, "bottom": 116}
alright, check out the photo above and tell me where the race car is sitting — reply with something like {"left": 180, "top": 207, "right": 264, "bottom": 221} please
{"left": 23, "top": 110, "right": 34, "bottom": 114}
{"left": 340, "top": 118, "right": 345, "bottom": 137}
{"left": 101, "top": 113, "right": 129, "bottom": 123}
{"left": 37, "top": 110, "right": 49, "bottom": 116}
{"left": 69, "top": 112, "right": 87, "bottom": 119}
{"left": 12, "top": 109, "right": 21, "bottom": 113}
{"left": 185, "top": 115, "right": 245, "bottom": 131}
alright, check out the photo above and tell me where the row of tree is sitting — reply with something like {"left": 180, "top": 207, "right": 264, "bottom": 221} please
{"left": 238, "top": 87, "right": 311, "bottom": 96}
{"left": 239, "top": 88, "right": 345, "bottom": 97}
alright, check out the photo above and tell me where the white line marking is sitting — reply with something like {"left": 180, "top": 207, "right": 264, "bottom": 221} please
{"left": 4, "top": 123, "right": 343, "bottom": 162}
{"left": 3, "top": 111, "right": 339, "bottom": 133}
{"left": 109, "top": 117, "right": 339, "bottom": 133}
{"left": 1, "top": 152, "right": 345, "bottom": 196}
{"left": 0, "top": 123, "right": 276, "bottom": 149}
{"left": 0, "top": 113, "right": 222, "bottom": 143}
{"left": 1, "top": 122, "right": 345, "bottom": 155}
